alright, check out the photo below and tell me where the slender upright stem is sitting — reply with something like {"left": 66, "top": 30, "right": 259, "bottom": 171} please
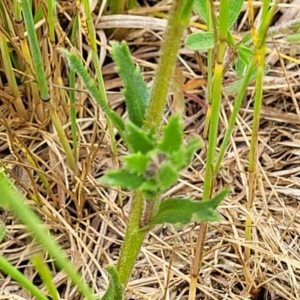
{"left": 144, "top": 0, "right": 195, "bottom": 130}
{"left": 116, "top": 0, "right": 195, "bottom": 287}
{"left": 189, "top": 1, "right": 228, "bottom": 298}
{"left": 245, "top": 0, "right": 277, "bottom": 263}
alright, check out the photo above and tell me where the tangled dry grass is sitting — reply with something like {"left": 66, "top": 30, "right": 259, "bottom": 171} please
{"left": 0, "top": 1, "right": 300, "bottom": 299}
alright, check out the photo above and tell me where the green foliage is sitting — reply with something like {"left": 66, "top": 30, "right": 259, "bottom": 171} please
{"left": 101, "top": 115, "right": 203, "bottom": 201}
{"left": 194, "top": 0, "right": 243, "bottom": 29}
{"left": 0, "top": 256, "right": 49, "bottom": 300}
{"left": 63, "top": 0, "right": 227, "bottom": 295}
{"left": 186, "top": 32, "right": 214, "bottom": 50}
{"left": 0, "top": 171, "right": 96, "bottom": 300}
{"left": 110, "top": 41, "right": 150, "bottom": 127}
{"left": 157, "top": 114, "right": 183, "bottom": 153}
{"left": 101, "top": 266, "right": 123, "bottom": 300}
{"left": 236, "top": 45, "right": 254, "bottom": 76}
{"left": 21, "top": 0, "right": 49, "bottom": 100}
{"left": 31, "top": 255, "right": 59, "bottom": 300}
{"left": 145, "top": 189, "right": 230, "bottom": 229}
{"left": 101, "top": 169, "right": 145, "bottom": 190}
{"left": 125, "top": 121, "right": 155, "bottom": 153}
{"left": 187, "top": 0, "right": 244, "bottom": 52}
{"left": 60, "top": 49, "right": 125, "bottom": 138}
{"left": 0, "top": 220, "right": 5, "bottom": 243}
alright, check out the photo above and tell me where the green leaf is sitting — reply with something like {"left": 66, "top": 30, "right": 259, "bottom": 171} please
{"left": 31, "top": 255, "right": 59, "bottom": 300}
{"left": 101, "top": 265, "right": 123, "bottom": 300}
{"left": 0, "top": 220, "right": 6, "bottom": 243}
{"left": 227, "top": 31, "right": 235, "bottom": 47}
{"left": 146, "top": 189, "right": 230, "bottom": 228}
{"left": 186, "top": 32, "right": 214, "bottom": 51}
{"left": 286, "top": 33, "right": 300, "bottom": 43}
{"left": 110, "top": 41, "right": 149, "bottom": 127}
{"left": 194, "top": 0, "right": 207, "bottom": 23}
{"left": 140, "top": 178, "right": 161, "bottom": 200}
{"left": 195, "top": 0, "right": 243, "bottom": 29}
{"left": 123, "top": 153, "right": 149, "bottom": 174}
{"left": 158, "top": 114, "right": 183, "bottom": 154}
{"left": 60, "top": 49, "right": 125, "bottom": 136}
{"left": 170, "top": 138, "right": 202, "bottom": 170}
{"left": 157, "top": 162, "right": 179, "bottom": 189}
{"left": 238, "top": 45, "right": 254, "bottom": 65}
{"left": 101, "top": 169, "right": 144, "bottom": 190}
{"left": 227, "top": 0, "right": 244, "bottom": 29}
{"left": 236, "top": 57, "right": 246, "bottom": 77}
{"left": 125, "top": 122, "right": 155, "bottom": 154}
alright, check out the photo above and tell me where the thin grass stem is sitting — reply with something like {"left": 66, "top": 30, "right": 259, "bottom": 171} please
{"left": 0, "top": 172, "right": 96, "bottom": 300}
{"left": 0, "top": 32, "right": 27, "bottom": 119}
{"left": 189, "top": 1, "right": 229, "bottom": 298}
{"left": 82, "top": 0, "right": 118, "bottom": 157}
{"left": 21, "top": 0, "right": 50, "bottom": 101}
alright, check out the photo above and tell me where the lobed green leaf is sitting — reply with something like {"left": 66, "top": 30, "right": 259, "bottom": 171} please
{"left": 123, "top": 153, "right": 149, "bottom": 174}
{"left": 125, "top": 121, "right": 155, "bottom": 154}
{"left": 158, "top": 114, "right": 183, "bottom": 154}
{"left": 110, "top": 41, "right": 149, "bottom": 127}
{"left": 170, "top": 138, "right": 202, "bottom": 170}
{"left": 101, "top": 169, "right": 144, "bottom": 190}
{"left": 146, "top": 189, "right": 230, "bottom": 228}
{"left": 157, "top": 162, "right": 179, "bottom": 190}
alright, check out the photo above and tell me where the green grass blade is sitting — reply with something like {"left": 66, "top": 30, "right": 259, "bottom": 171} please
{"left": 32, "top": 255, "right": 59, "bottom": 300}
{"left": 69, "top": 14, "right": 79, "bottom": 161}
{"left": 21, "top": 0, "right": 50, "bottom": 100}
{"left": 46, "top": 0, "right": 56, "bottom": 42}
{"left": 82, "top": 0, "right": 118, "bottom": 156}
{"left": 0, "top": 256, "right": 49, "bottom": 300}
{"left": 60, "top": 49, "right": 125, "bottom": 138}
{"left": 0, "top": 172, "right": 96, "bottom": 300}
{"left": 214, "top": 57, "right": 256, "bottom": 174}
{"left": 0, "top": 32, "right": 27, "bottom": 119}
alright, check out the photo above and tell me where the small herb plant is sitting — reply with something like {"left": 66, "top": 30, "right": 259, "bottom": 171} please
{"left": 62, "top": 0, "right": 230, "bottom": 295}
{"left": 185, "top": 0, "right": 278, "bottom": 298}
{"left": 0, "top": 0, "right": 230, "bottom": 299}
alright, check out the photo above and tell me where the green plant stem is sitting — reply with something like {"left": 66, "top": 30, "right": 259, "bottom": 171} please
{"left": 0, "top": 32, "right": 27, "bottom": 119}
{"left": 128, "top": 0, "right": 137, "bottom": 9}
{"left": 50, "top": 110, "right": 77, "bottom": 172}
{"left": 70, "top": 14, "right": 79, "bottom": 161}
{"left": 0, "top": 172, "right": 96, "bottom": 300}
{"left": 203, "top": 2, "right": 214, "bottom": 138}
{"left": 0, "top": 257, "right": 49, "bottom": 300}
{"left": 83, "top": 0, "right": 118, "bottom": 156}
{"left": 116, "top": 190, "right": 146, "bottom": 285}
{"left": 144, "top": 0, "right": 195, "bottom": 130}
{"left": 110, "top": 0, "right": 126, "bottom": 14}
{"left": 245, "top": 1, "right": 277, "bottom": 262}
{"left": 21, "top": 0, "right": 50, "bottom": 100}
{"left": 214, "top": 57, "right": 256, "bottom": 174}
{"left": 116, "top": 0, "right": 195, "bottom": 288}
{"left": 189, "top": 1, "right": 228, "bottom": 298}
